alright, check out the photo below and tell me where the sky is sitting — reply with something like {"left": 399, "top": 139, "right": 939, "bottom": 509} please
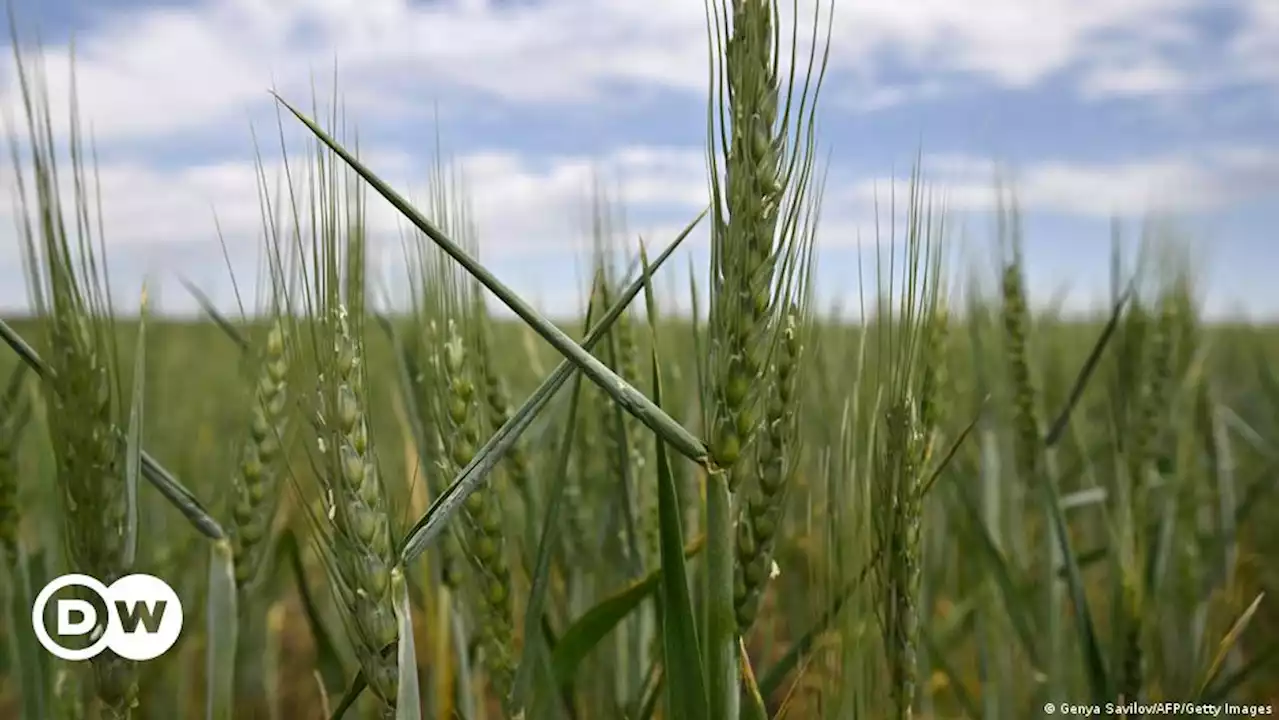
{"left": 0, "top": 0, "right": 1276, "bottom": 321}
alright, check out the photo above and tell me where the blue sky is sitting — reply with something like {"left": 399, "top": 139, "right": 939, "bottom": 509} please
{"left": 0, "top": 0, "right": 1276, "bottom": 320}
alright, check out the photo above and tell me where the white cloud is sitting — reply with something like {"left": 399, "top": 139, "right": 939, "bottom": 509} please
{"left": 0, "top": 139, "right": 713, "bottom": 313}
{"left": 845, "top": 146, "right": 1279, "bottom": 218}
{"left": 829, "top": 81, "right": 948, "bottom": 113}
{"left": 3, "top": 137, "right": 1269, "bottom": 311}
{"left": 0, "top": 141, "right": 711, "bottom": 280}
{"left": 1078, "top": 59, "right": 1187, "bottom": 98}
{"left": 1227, "top": 0, "right": 1280, "bottom": 86}
{"left": 0, "top": 0, "right": 709, "bottom": 143}
{"left": 0, "top": 0, "right": 1273, "bottom": 317}
{"left": 825, "top": 0, "right": 1188, "bottom": 86}
{"left": 1, "top": 0, "right": 1270, "bottom": 146}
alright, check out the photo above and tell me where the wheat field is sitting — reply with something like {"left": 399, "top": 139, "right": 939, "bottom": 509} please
{"left": 0, "top": 1, "right": 1276, "bottom": 719}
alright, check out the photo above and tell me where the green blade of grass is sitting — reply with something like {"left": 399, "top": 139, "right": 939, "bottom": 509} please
{"left": 642, "top": 243, "right": 709, "bottom": 720}
{"left": 205, "top": 540, "right": 237, "bottom": 720}
{"left": 598, "top": 291, "right": 643, "bottom": 579}
{"left": 0, "top": 317, "right": 226, "bottom": 540}
{"left": 392, "top": 569, "right": 422, "bottom": 720}
{"left": 550, "top": 535, "right": 706, "bottom": 689}
{"left": 1038, "top": 468, "right": 1110, "bottom": 703}
{"left": 512, "top": 298, "right": 596, "bottom": 713}
{"left": 179, "top": 277, "right": 250, "bottom": 353}
{"left": 1043, "top": 284, "right": 1131, "bottom": 447}
{"left": 627, "top": 658, "right": 662, "bottom": 720}
{"left": 452, "top": 607, "right": 477, "bottom": 720}
{"left": 951, "top": 481, "right": 1042, "bottom": 670}
{"left": 1201, "top": 641, "right": 1276, "bottom": 705}
{"left": 6, "top": 547, "right": 48, "bottom": 720}
{"left": 1195, "top": 592, "right": 1266, "bottom": 699}
{"left": 738, "top": 638, "right": 767, "bottom": 720}
{"left": 122, "top": 283, "right": 148, "bottom": 569}
{"left": 637, "top": 665, "right": 665, "bottom": 720}
{"left": 274, "top": 94, "right": 709, "bottom": 467}
{"left": 330, "top": 671, "right": 368, "bottom": 720}
{"left": 396, "top": 210, "right": 704, "bottom": 565}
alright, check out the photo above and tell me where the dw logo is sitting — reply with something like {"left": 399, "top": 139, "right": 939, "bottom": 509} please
{"left": 31, "top": 574, "right": 183, "bottom": 661}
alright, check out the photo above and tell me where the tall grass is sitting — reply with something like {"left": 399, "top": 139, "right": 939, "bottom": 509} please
{"left": 0, "top": 3, "right": 1275, "bottom": 720}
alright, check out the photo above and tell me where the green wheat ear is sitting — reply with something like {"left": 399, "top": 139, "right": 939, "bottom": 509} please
{"left": 409, "top": 160, "right": 518, "bottom": 710}
{"left": 734, "top": 305, "right": 804, "bottom": 633}
{"left": 704, "top": 0, "right": 829, "bottom": 487}
{"left": 229, "top": 319, "right": 290, "bottom": 590}
{"left": 868, "top": 190, "right": 945, "bottom": 720}
{"left": 438, "top": 317, "right": 517, "bottom": 704}
{"left": 7, "top": 46, "right": 149, "bottom": 717}
{"left": 700, "top": 0, "right": 831, "bottom": 715}
{"left": 316, "top": 305, "right": 400, "bottom": 709}
{"left": 280, "top": 107, "right": 403, "bottom": 714}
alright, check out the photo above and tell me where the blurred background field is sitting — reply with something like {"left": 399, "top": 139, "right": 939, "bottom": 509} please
{"left": 2, "top": 271, "right": 1276, "bottom": 718}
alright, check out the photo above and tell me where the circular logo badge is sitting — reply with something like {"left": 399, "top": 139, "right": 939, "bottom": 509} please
{"left": 32, "top": 573, "right": 183, "bottom": 661}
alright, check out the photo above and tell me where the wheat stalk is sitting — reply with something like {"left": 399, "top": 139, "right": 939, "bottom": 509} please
{"left": 8, "top": 51, "right": 146, "bottom": 718}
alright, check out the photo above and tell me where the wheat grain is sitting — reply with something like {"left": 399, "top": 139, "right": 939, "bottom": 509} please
{"left": 707, "top": 0, "right": 790, "bottom": 484}
{"left": 315, "top": 305, "right": 400, "bottom": 712}
{"left": 734, "top": 308, "right": 802, "bottom": 633}
{"left": 437, "top": 318, "right": 517, "bottom": 708}
{"left": 230, "top": 319, "right": 290, "bottom": 589}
